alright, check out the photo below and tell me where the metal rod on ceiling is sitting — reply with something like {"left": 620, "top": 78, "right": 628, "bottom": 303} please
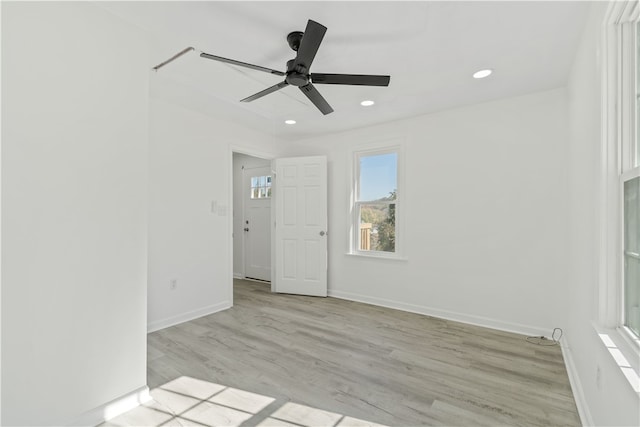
{"left": 152, "top": 47, "right": 197, "bottom": 71}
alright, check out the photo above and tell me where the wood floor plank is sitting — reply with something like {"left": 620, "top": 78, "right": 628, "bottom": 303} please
{"left": 107, "top": 280, "right": 580, "bottom": 427}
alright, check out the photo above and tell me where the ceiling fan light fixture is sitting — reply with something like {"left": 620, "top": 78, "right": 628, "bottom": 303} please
{"left": 285, "top": 119, "right": 297, "bottom": 125}
{"left": 360, "top": 100, "right": 375, "bottom": 107}
{"left": 473, "top": 69, "right": 493, "bottom": 79}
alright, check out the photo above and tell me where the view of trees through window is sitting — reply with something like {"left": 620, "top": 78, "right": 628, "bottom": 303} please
{"left": 356, "top": 150, "right": 398, "bottom": 254}
{"left": 360, "top": 191, "right": 396, "bottom": 252}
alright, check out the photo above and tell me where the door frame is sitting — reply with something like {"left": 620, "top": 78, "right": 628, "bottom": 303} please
{"left": 228, "top": 145, "right": 276, "bottom": 306}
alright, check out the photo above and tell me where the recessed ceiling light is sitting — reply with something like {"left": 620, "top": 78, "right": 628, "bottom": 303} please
{"left": 473, "top": 69, "right": 493, "bottom": 79}
{"left": 284, "top": 119, "right": 296, "bottom": 125}
{"left": 360, "top": 100, "right": 375, "bottom": 107}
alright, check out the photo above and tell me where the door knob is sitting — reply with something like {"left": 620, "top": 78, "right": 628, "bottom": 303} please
{"left": 244, "top": 228, "right": 249, "bottom": 232}
{"left": 319, "top": 231, "right": 326, "bottom": 236}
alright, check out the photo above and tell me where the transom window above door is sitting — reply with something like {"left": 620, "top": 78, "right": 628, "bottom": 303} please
{"left": 251, "top": 175, "right": 272, "bottom": 199}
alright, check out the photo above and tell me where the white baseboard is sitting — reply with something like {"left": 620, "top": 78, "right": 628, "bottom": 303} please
{"left": 147, "top": 301, "right": 231, "bottom": 333}
{"left": 233, "top": 272, "right": 244, "bottom": 279}
{"left": 68, "top": 385, "right": 150, "bottom": 426}
{"left": 561, "top": 341, "right": 593, "bottom": 427}
{"left": 327, "top": 289, "right": 549, "bottom": 338}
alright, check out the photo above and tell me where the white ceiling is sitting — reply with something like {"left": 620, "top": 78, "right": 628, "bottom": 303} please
{"left": 101, "top": 1, "right": 591, "bottom": 141}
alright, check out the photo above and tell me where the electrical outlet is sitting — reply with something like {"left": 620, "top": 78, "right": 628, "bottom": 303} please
{"left": 170, "top": 279, "right": 177, "bottom": 291}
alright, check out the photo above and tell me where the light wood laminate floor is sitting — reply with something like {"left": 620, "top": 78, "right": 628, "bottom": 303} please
{"left": 105, "top": 279, "right": 580, "bottom": 427}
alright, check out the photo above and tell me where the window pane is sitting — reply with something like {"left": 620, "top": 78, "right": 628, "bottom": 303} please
{"left": 624, "top": 176, "right": 640, "bottom": 336}
{"left": 359, "top": 152, "right": 397, "bottom": 201}
{"left": 250, "top": 175, "right": 272, "bottom": 199}
{"left": 359, "top": 203, "right": 395, "bottom": 252}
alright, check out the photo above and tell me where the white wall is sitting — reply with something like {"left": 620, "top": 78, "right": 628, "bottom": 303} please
{"left": 4, "top": 3, "right": 630, "bottom": 426}
{"left": 565, "top": 2, "right": 640, "bottom": 425}
{"left": 147, "top": 86, "right": 292, "bottom": 332}
{"left": 1, "top": 2, "right": 149, "bottom": 425}
{"left": 296, "top": 88, "right": 570, "bottom": 337}
{"left": 232, "top": 153, "right": 271, "bottom": 278}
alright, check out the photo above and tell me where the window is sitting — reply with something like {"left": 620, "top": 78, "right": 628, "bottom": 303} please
{"left": 352, "top": 148, "right": 401, "bottom": 256}
{"left": 597, "top": 1, "right": 640, "bottom": 392}
{"left": 622, "top": 21, "right": 640, "bottom": 338}
{"left": 250, "top": 175, "right": 271, "bottom": 199}
{"left": 605, "top": 7, "right": 640, "bottom": 342}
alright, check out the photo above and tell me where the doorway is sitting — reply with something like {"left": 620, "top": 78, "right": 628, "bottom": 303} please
{"left": 232, "top": 152, "right": 272, "bottom": 282}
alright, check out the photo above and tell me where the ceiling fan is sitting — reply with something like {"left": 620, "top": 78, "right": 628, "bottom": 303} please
{"left": 199, "top": 19, "right": 391, "bottom": 115}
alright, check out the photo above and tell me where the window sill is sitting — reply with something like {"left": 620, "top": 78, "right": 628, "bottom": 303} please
{"left": 345, "top": 252, "right": 408, "bottom": 261}
{"left": 592, "top": 321, "right": 640, "bottom": 393}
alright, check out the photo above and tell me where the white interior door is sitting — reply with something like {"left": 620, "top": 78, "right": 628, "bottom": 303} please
{"left": 273, "top": 156, "right": 327, "bottom": 296}
{"left": 244, "top": 166, "right": 272, "bottom": 281}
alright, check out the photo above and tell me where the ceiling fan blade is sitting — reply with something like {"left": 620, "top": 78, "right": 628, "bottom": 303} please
{"left": 293, "top": 20, "right": 327, "bottom": 70}
{"left": 299, "top": 83, "right": 334, "bottom": 115}
{"left": 240, "top": 81, "right": 289, "bottom": 102}
{"left": 311, "top": 73, "right": 391, "bottom": 87}
{"left": 200, "top": 52, "right": 285, "bottom": 76}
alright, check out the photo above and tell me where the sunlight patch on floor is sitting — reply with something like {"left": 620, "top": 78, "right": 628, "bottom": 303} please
{"left": 102, "top": 376, "right": 387, "bottom": 427}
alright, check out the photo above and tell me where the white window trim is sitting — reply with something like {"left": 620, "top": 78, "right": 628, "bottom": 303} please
{"left": 621, "top": 167, "right": 640, "bottom": 343}
{"left": 349, "top": 141, "right": 405, "bottom": 259}
{"left": 599, "top": 0, "right": 640, "bottom": 393}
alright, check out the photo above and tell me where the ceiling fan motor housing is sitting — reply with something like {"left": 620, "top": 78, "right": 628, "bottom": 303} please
{"left": 285, "top": 59, "right": 309, "bottom": 86}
